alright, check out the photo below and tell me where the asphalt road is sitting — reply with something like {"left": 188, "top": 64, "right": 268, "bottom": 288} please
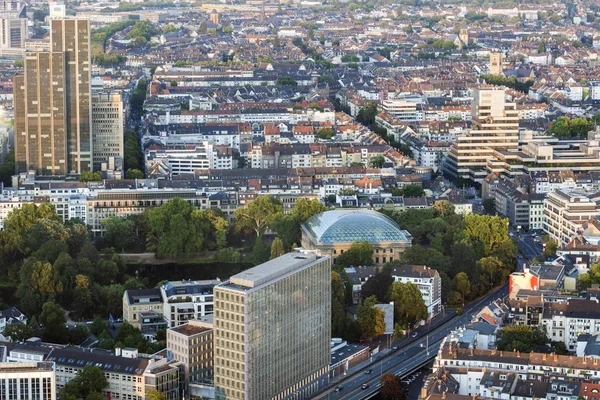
{"left": 312, "top": 284, "right": 509, "bottom": 400}
{"left": 515, "top": 233, "right": 543, "bottom": 261}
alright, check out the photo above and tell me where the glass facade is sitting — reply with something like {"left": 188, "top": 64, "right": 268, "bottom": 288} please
{"left": 303, "top": 209, "right": 410, "bottom": 244}
{"left": 214, "top": 253, "right": 331, "bottom": 400}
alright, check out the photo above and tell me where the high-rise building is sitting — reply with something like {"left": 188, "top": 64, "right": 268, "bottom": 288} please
{"left": 443, "top": 86, "right": 519, "bottom": 183}
{"left": 91, "top": 92, "right": 124, "bottom": 170}
{"left": 0, "top": 1, "right": 27, "bottom": 51}
{"left": 167, "top": 318, "right": 214, "bottom": 384}
{"left": 213, "top": 250, "right": 331, "bottom": 400}
{"left": 13, "top": 18, "right": 92, "bottom": 176}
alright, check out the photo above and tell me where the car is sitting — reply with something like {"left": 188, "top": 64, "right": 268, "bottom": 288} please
{"left": 420, "top": 343, "right": 424, "bottom": 347}
{"left": 334, "top": 386, "right": 343, "bottom": 392}
{"left": 411, "top": 332, "right": 418, "bottom": 338}
{"left": 362, "top": 384, "right": 369, "bottom": 390}
{"left": 392, "top": 345, "right": 399, "bottom": 350}
{"left": 365, "top": 369, "right": 372, "bottom": 374}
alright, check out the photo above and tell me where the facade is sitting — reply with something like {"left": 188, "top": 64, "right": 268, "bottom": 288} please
{"left": 0, "top": 1, "right": 27, "bottom": 50}
{"left": 390, "top": 265, "right": 442, "bottom": 318}
{"left": 489, "top": 52, "right": 503, "bottom": 75}
{"left": 160, "top": 280, "right": 219, "bottom": 328}
{"left": 0, "top": 362, "right": 56, "bottom": 400}
{"left": 444, "top": 86, "right": 519, "bottom": 183}
{"left": 91, "top": 92, "right": 124, "bottom": 171}
{"left": 543, "top": 190, "right": 600, "bottom": 245}
{"left": 166, "top": 318, "right": 213, "bottom": 384}
{"left": 13, "top": 18, "right": 92, "bottom": 176}
{"left": 301, "top": 209, "right": 413, "bottom": 265}
{"left": 122, "top": 288, "right": 165, "bottom": 334}
{"left": 213, "top": 250, "right": 331, "bottom": 400}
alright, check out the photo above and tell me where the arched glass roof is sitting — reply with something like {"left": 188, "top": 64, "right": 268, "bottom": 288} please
{"left": 303, "top": 209, "right": 411, "bottom": 244}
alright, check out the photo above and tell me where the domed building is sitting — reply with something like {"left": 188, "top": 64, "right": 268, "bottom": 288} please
{"left": 301, "top": 210, "right": 413, "bottom": 265}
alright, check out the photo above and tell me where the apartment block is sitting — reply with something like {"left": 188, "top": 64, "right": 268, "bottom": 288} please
{"left": 92, "top": 92, "right": 124, "bottom": 171}
{"left": 543, "top": 190, "right": 600, "bottom": 245}
{"left": 213, "top": 251, "right": 331, "bottom": 400}
{"left": 160, "top": 280, "right": 219, "bottom": 328}
{"left": 122, "top": 288, "right": 165, "bottom": 335}
{"left": 390, "top": 265, "right": 442, "bottom": 318}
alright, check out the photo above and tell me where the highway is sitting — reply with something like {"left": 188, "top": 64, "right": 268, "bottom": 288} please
{"left": 312, "top": 283, "right": 509, "bottom": 400}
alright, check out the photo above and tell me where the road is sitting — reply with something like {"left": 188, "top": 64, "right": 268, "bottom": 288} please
{"left": 515, "top": 232, "right": 543, "bottom": 261}
{"left": 312, "top": 283, "right": 509, "bottom": 399}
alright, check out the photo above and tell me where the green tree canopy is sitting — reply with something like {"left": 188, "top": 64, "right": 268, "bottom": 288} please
{"left": 101, "top": 216, "right": 135, "bottom": 252}
{"left": 40, "top": 301, "right": 69, "bottom": 344}
{"left": 335, "top": 241, "right": 374, "bottom": 268}
{"left": 389, "top": 281, "right": 428, "bottom": 329}
{"left": 234, "top": 195, "right": 283, "bottom": 238}
{"left": 356, "top": 295, "right": 386, "bottom": 339}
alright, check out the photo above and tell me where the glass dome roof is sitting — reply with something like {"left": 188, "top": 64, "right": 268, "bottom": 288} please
{"left": 303, "top": 210, "right": 411, "bottom": 244}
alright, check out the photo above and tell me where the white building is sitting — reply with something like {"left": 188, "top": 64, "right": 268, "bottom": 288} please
{"left": 543, "top": 190, "right": 600, "bottom": 245}
{"left": 390, "top": 265, "right": 442, "bottom": 318}
{"left": 160, "top": 280, "right": 219, "bottom": 328}
{"left": 0, "top": 361, "right": 56, "bottom": 400}
{"left": 91, "top": 92, "right": 124, "bottom": 171}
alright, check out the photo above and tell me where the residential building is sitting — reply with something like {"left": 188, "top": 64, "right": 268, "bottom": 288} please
{"left": 444, "top": 86, "right": 519, "bottom": 183}
{"left": 166, "top": 318, "right": 213, "bottom": 384}
{"left": 301, "top": 209, "right": 413, "bottom": 265}
{"left": 122, "top": 289, "right": 165, "bottom": 334}
{"left": 379, "top": 99, "right": 422, "bottom": 121}
{"left": 91, "top": 92, "right": 124, "bottom": 171}
{"left": 213, "top": 250, "right": 331, "bottom": 400}
{"left": 0, "top": 307, "right": 27, "bottom": 334}
{"left": 13, "top": 19, "right": 92, "bottom": 175}
{"left": 160, "top": 280, "right": 219, "bottom": 328}
{"left": 390, "top": 265, "right": 442, "bottom": 318}
{"left": 0, "top": 361, "right": 56, "bottom": 400}
{"left": 543, "top": 190, "right": 600, "bottom": 246}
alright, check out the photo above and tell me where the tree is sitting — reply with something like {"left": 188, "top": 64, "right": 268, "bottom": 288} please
{"left": 400, "top": 184, "right": 425, "bottom": 198}
{"left": 356, "top": 295, "right": 386, "bottom": 339}
{"left": 101, "top": 216, "right": 135, "bottom": 252}
{"left": 3, "top": 324, "right": 34, "bottom": 341}
{"left": 370, "top": 155, "right": 385, "bottom": 168}
{"left": 79, "top": 171, "right": 102, "bottom": 182}
{"left": 496, "top": 325, "right": 548, "bottom": 352}
{"left": 252, "top": 237, "right": 270, "bottom": 265}
{"left": 234, "top": 195, "right": 283, "bottom": 238}
{"left": 147, "top": 390, "right": 167, "bottom": 400}
{"left": 380, "top": 374, "right": 407, "bottom": 400}
{"left": 276, "top": 76, "right": 297, "bottom": 86}
{"left": 361, "top": 271, "right": 393, "bottom": 303}
{"left": 125, "top": 168, "right": 144, "bottom": 179}
{"left": 70, "top": 324, "right": 90, "bottom": 345}
{"left": 483, "top": 198, "right": 495, "bottom": 214}
{"left": 356, "top": 103, "right": 378, "bottom": 125}
{"left": 0, "top": 149, "right": 15, "bottom": 187}
{"left": 317, "top": 127, "right": 335, "bottom": 140}
{"left": 144, "top": 198, "right": 212, "bottom": 258}
{"left": 40, "top": 301, "right": 69, "bottom": 344}
{"left": 390, "top": 281, "right": 428, "bottom": 329}
{"left": 543, "top": 237, "right": 558, "bottom": 258}
{"left": 335, "top": 241, "right": 374, "bottom": 268}
{"left": 270, "top": 237, "right": 285, "bottom": 259}
{"left": 198, "top": 21, "right": 207, "bottom": 33}
{"left": 455, "top": 272, "right": 470, "bottom": 305}
{"left": 432, "top": 200, "right": 454, "bottom": 216}
{"left": 60, "top": 365, "right": 108, "bottom": 400}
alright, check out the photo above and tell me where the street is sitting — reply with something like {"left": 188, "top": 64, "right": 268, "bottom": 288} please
{"left": 311, "top": 283, "right": 509, "bottom": 399}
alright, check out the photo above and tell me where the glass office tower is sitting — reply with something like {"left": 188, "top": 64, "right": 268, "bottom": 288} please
{"left": 214, "top": 250, "right": 331, "bottom": 400}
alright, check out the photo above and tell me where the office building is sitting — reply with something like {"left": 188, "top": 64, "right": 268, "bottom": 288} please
{"left": 444, "top": 86, "right": 519, "bottom": 183}
{"left": 13, "top": 18, "right": 92, "bottom": 176}
{"left": 167, "top": 318, "right": 213, "bottom": 384}
{"left": 0, "top": 361, "right": 56, "bottom": 400}
{"left": 91, "top": 92, "right": 124, "bottom": 170}
{"left": 160, "top": 280, "right": 219, "bottom": 328}
{"left": 0, "top": 1, "right": 27, "bottom": 51}
{"left": 214, "top": 250, "right": 331, "bottom": 400}
{"left": 543, "top": 190, "right": 600, "bottom": 246}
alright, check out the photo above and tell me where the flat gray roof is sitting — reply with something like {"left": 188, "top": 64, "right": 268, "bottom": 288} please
{"left": 230, "top": 250, "right": 322, "bottom": 288}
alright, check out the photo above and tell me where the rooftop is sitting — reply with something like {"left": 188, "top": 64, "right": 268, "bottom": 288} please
{"left": 302, "top": 209, "right": 411, "bottom": 244}
{"left": 169, "top": 323, "right": 211, "bottom": 337}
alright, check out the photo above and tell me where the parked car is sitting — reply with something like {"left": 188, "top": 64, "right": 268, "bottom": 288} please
{"left": 334, "top": 386, "right": 343, "bottom": 392}
{"left": 365, "top": 369, "right": 372, "bottom": 374}
{"left": 362, "top": 384, "right": 369, "bottom": 390}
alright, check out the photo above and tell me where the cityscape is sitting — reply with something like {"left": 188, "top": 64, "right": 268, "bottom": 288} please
{"left": 2, "top": 0, "right": 600, "bottom": 399}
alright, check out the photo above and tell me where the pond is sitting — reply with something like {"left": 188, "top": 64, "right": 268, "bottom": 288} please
{"left": 126, "top": 262, "right": 254, "bottom": 287}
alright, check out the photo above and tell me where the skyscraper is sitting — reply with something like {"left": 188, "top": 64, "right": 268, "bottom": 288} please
{"left": 213, "top": 250, "right": 331, "bottom": 400}
{"left": 443, "top": 86, "right": 519, "bottom": 183}
{"left": 0, "top": 1, "right": 27, "bottom": 51}
{"left": 13, "top": 18, "right": 92, "bottom": 176}
{"left": 91, "top": 92, "right": 124, "bottom": 170}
